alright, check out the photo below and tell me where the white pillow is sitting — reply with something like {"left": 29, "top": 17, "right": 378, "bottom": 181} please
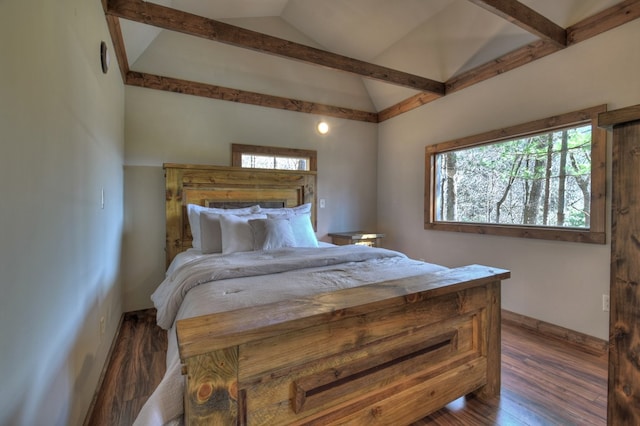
{"left": 187, "top": 204, "right": 259, "bottom": 250}
{"left": 260, "top": 202, "right": 312, "bottom": 217}
{"left": 264, "top": 218, "right": 297, "bottom": 250}
{"left": 200, "top": 211, "right": 263, "bottom": 254}
{"left": 266, "top": 212, "right": 318, "bottom": 248}
{"left": 248, "top": 219, "right": 268, "bottom": 250}
{"left": 250, "top": 218, "right": 296, "bottom": 250}
{"left": 288, "top": 214, "right": 319, "bottom": 247}
{"left": 219, "top": 214, "right": 267, "bottom": 254}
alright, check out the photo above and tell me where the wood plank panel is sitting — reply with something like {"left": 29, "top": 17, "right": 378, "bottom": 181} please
{"left": 184, "top": 348, "right": 240, "bottom": 425}
{"left": 176, "top": 265, "right": 509, "bottom": 359}
{"left": 164, "top": 164, "right": 318, "bottom": 266}
{"left": 609, "top": 116, "right": 640, "bottom": 425}
{"left": 475, "top": 281, "right": 501, "bottom": 398}
{"left": 241, "top": 318, "right": 477, "bottom": 424}
{"left": 290, "top": 330, "right": 458, "bottom": 414}
{"left": 302, "top": 358, "right": 488, "bottom": 426}
{"left": 237, "top": 297, "right": 483, "bottom": 382}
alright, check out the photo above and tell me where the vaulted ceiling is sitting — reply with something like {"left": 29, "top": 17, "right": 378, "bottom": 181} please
{"left": 102, "top": 0, "right": 639, "bottom": 122}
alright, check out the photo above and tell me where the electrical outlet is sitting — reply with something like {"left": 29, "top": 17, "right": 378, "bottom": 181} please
{"left": 100, "top": 316, "right": 106, "bottom": 335}
{"left": 602, "top": 294, "right": 609, "bottom": 312}
{"left": 319, "top": 199, "right": 326, "bottom": 208}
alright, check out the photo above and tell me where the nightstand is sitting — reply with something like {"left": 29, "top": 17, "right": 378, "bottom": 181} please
{"left": 328, "top": 231, "right": 385, "bottom": 247}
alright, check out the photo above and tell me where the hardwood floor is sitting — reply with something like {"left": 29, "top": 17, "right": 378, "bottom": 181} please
{"left": 86, "top": 310, "right": 608, "bottom": 425}
{"left": 86, "top": 310, "right": 167, "bottom": 426}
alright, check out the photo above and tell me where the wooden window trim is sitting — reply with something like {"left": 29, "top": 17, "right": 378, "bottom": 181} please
{"left": 424, "top": 105, "right": 607, "bottom": 244}
{"left": 232, "top": 143, "right": 317, "bottom": 171}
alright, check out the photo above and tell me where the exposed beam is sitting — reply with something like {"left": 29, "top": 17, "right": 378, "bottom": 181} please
{"left": 598, "top": 104, "right": 640, "bottom": 129}
{"left": 468, "top": 0, "right": 567, "bottom": 47}
{"left": 125, "top": 71, "right": 379, "bottom": 123}
{"left": 101, "top": 0, "right": 638, "bottom": 124}
{"left": 99, "top": 7, "right": 378, "bottom": 122}
{"left": 445, "top": 39, "right": 560, "bottom": 94}
{"left": 106, "top": 0, "right": 445, "bottom": 95}
{"left": 567, "top": 0, "right": 640, "bottom": 45}
{"left": 378, "top": 93, "right": 441, "bottom": 122}
{"left": 380, "top": 1, "right": 639, "bottom": 121}
{"left": 105, "top": 14, "right": 130, "bottom": 82}
{"left": 379, "top": 39, "right": 560, "bottom": 122}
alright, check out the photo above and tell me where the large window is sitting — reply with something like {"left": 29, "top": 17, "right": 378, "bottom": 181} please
{"left": 232, "top": 143, "right": 317, "bottom": 171}
{"left": 425, "top": 105, "right": 607, "bottom": 243}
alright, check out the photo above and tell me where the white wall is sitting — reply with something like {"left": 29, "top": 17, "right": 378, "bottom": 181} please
{"left": 122, "top": 87, "right": 378, "bottom": 310}
{"left": 0, "top": 0, "right": 125, "bottom": 424}
{"left": 378, "top": 19, "right": 640, "bottom": 340}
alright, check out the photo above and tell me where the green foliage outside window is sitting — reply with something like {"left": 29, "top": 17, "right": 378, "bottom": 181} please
{"left": 435, "top": 125, "right": 591, "bottom": 228}
{"left": 425, "top": 105, "right": 606, "bottom": 244}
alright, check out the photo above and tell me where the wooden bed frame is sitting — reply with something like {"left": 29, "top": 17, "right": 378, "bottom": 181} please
{"left": 164, "top": 163, "right": 510, "bottom": 425}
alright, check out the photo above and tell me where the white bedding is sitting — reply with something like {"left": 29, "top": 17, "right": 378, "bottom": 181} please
{"left": 134, "top": 245, "right": 447, "bottom": 425}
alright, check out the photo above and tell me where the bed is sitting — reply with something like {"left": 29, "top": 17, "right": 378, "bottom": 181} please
{"left": 134, "top": 163, "right": 509, "bottom": 425}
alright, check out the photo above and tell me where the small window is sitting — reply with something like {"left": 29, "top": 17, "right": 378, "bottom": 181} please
{"left": 232, "top": 144, "right": 317, "bottom": 171}
{"left": 425, "top": 105, "right": 606, "bottom": 244}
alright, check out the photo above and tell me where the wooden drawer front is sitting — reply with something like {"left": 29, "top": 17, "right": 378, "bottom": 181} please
{"left": 241, "top": 314, "right": 481, "bottom": 424}
{"left": 238, "top": 306, "right": 485, "bottom": 424}
{"left": 290, "top": 329, "right": 460, "bottom": 414}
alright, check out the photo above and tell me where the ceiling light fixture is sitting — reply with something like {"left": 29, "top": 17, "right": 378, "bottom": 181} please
{"left": 317, "top": 121, "right": 329, "bottom": 135}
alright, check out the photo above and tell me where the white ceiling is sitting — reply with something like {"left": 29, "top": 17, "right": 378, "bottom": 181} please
{"left": 119, "top": 0, "right": 622, "bottom": 112}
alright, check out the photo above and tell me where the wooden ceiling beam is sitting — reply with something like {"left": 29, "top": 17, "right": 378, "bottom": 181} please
{"left": 445, "top": 39, "right": 561, "bottom": 94}
{"left": 125, "top": 71, "right": 379, "bottom": 123}
{"left": 100, "top": 3, "right": 379, "bottom": 123}
{"left": 567, "top": 0, "right": 640, "bottom": 45}
{"left": 380, "top": 1, "right": 638, "bottom": 121}
{"left": 101, "top": 0, "right": 638, "bottom": 123}
{"left": 379, "top": 39, "right": 560, "bottom": 121}
{"left": 105, "top": 15, "right": 130, "bottom": 82}
{"left": 378, "top": 93, "right": 441, "bottom": 123}
{"left": 105, "top": 0, "right": 445, "bottom": 95}
{"left": 467, "top": 0, "right": 567, "bottom": 47}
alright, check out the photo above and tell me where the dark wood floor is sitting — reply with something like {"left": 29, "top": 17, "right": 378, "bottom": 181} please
{"left": 86, "top": 310, "right": 608, "bottom": 425}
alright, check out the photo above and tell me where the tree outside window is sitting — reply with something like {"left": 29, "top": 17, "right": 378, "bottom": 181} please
{"left": 425, "top": 105, "right": 606, "bottom": 244}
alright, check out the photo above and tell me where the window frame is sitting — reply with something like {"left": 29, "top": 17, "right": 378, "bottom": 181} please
{"left": 232, "top": 143, "right": 317, "bottom": 171}
{"left": 424, "top": 105, "right": 607, "bottom": 244}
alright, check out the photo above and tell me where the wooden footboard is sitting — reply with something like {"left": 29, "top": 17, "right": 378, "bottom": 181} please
{"left": 176, "top": 265, "right": 509, "bottom": 425}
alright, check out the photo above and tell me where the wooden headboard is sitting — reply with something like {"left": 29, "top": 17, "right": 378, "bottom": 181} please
{"left": 164, "top": 163, "right": 317, "bottom": 267}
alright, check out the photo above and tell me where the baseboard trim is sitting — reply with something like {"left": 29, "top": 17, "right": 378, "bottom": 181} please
{"left": 502, "top": 309, "right": 608, "bottom": 356}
